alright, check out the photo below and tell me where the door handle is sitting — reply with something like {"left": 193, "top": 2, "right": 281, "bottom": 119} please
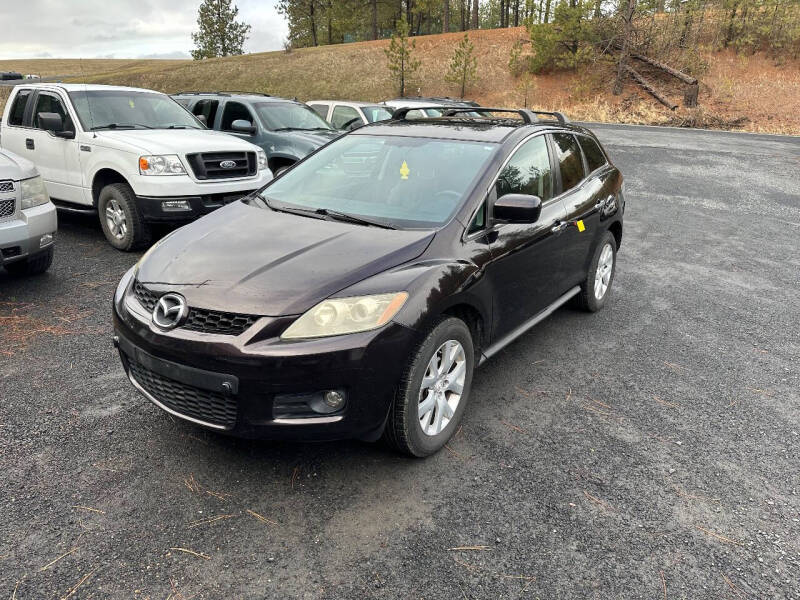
{"left": 551, "top": 221, "right": 568, "bottom": 234}
{"left": 25, "top": 138, "right": 34, "bottom": 150}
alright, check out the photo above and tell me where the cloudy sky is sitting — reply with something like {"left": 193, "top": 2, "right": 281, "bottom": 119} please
{"left": 0, "top": 0, "right": 288, "bottom": 59}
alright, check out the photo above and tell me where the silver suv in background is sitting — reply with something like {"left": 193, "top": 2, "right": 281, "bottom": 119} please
{"left": 0, "top": 149, "right": 57, "bottom": 275}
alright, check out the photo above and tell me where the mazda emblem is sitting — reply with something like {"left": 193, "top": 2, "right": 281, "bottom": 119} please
{"left": 152, "top": 293, "right": 189, "bottom": 330}
{"left": 219, "top": 160, "right": 237, "bottom": 169}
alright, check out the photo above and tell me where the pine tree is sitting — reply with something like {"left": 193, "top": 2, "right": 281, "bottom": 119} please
{"left": 384, "top": 16, "right": 421, "bottom": 97}
{"left": 191, "top": 0, "right": 252, "bottom": 60}
{"left": 445, "top": 33, "right": 478, "bottom": 98}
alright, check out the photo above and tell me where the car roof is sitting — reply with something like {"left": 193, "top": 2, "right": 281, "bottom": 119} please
{"left": 14, "top": 83, "right": 168, "bottom": 94}
{"left": 383, "top": 97, "right": 479, "bottom": 107}
{"left": 172, "top": 91, "right": 300, "bottom": 104}
{"left": 306, "top": 100, "right": 387, "bottom": 108}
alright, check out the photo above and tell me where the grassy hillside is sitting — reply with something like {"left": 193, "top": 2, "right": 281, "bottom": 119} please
{"left": 1, "top": 28, "right": 798, "bottom": 134}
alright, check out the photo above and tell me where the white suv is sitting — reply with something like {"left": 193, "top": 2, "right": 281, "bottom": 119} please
{"left": 0, "top": 84, "right": 272, "bottom": 250}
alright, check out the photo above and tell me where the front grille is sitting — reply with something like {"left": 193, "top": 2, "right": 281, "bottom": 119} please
{"left": 186, "top": 151, "right": 257, "bottom": 180}
{"left": 0, "top": 181, "right": 14, "bottom": 193}
{"left": 0, "top": 198, "right": 15, "bottom": 219}
{"left": 1, "top": 246, "right": 21, "bottom": 258}
{"left": 132, "top": 280, "right": 260, "bottom": 336}
{"left": 133, "top": 280, "right": 158, "bottom": 313}
{"left": 184, "top": 309, "right": 260, "bottom": 336}
{"left": 128, "top": 357, "right": 237, "bottom": 428}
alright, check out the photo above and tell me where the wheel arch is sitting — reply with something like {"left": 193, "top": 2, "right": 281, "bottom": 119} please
{"left": 91, "top": 168, "right": 131, "bottom": 208}
{"left": 608, "top": 220, "right": 622, "bottom": 249}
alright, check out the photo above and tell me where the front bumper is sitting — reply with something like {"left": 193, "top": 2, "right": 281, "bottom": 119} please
{"left": 136, "top": 191, "right": 258, "bottom": 223}
{"left": 112, "top": 277, "right": 419, "bottom": 441}
{"left": 0, "top": 202, "right": 57, "bottom": 266}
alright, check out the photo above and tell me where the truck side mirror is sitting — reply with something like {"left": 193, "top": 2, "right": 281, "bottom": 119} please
{"left": 38, "top": 112, "right": 75, "bottom": 139}
{"left": 231, "top": 119, "right": 256, "bottom": 134}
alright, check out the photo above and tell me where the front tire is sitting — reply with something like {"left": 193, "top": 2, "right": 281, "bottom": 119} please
{"left": 384, "top": 317, "right": 475, "bottom": 457}
{"left": 4, "top": 246, "right": 54, "bottom": 276}
{"left": 98, "top": 183, "right": 151, "bottom": 251}
{"left": 577, "top": 231, "right": 617, "bottom": 312}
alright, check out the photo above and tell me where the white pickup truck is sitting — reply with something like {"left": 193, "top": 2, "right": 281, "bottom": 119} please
{"left": 0, "top": 84, "right": 272, "bottom": 250}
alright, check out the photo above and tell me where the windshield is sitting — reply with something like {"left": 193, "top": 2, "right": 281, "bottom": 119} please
{"left": 68, "top": 90, "right": 203, "bottom": 130}
{"left": 253, "top": 102, "right": 333, "bottom": 131}
{"left": 259, "top": 134, "right": 497, "bottom": 229}
{"left": 363, "top": 106, "right": 393, "bottom": 123}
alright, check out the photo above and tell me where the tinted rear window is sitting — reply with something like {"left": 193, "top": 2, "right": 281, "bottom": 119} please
{"left": 578, "top": 135, "right": 607, "bottom": 173}
{"left": 551, "top": 133, "right": 585, "bottom": 193}
{"left": 7, "top": 89, "right": 31, "bottom": 126}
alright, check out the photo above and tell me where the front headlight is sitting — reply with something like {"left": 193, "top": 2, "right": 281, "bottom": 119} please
{"left": 281, "top": 292, "right": 409, "bottom": 340}
{"left": 139, "top": 154, "right": 186, "bottom": 176}
{"left": 257, "top": 150, "right": 268, "bottom": 171}
{"left": 20, "top": 175, "right": 50, "bottom": 209}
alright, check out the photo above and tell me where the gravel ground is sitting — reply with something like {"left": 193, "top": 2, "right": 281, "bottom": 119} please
{"left": 1, "top": 124, "right": 799, "bottom": 600}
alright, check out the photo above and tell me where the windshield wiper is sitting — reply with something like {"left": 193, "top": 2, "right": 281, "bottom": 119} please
{"left": 314, "top": 208, "right": 396, "bottom": 229}
{"left": 91, "top": 123, "right": 153, "bottom": 131}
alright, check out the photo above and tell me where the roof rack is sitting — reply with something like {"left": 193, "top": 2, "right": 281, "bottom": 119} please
{"left": 174, "top": 91, "right": 272, "bottom": 97}
{"left": 390, "top": 106, "right": 570, "bottom": 125}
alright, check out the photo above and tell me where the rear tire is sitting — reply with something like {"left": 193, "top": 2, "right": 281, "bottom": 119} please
{"left": 576, "top": 231, "right": 617, "bottom": 312}
{"left": 383, "top": 316, "right": 475, "bottom": 457}
{"left": 4, "top": 246, "right": 54, "bottom": 276}
{"left": 98, "top": 183, "right": 151, "bottom": 251}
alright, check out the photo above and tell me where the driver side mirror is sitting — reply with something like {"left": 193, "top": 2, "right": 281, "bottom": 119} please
{"left": 38, "top": 112, "right": 75, "bottom": 139}
{"left": 231, "top": 119, "right": 256, "bottom": 134}
{"left": 493, "top": 193, "right": 542, "bottom": 224}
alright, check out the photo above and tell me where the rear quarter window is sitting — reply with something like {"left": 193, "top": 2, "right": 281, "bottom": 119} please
{"left": 551, "top": 133, "right": 586, "bottom": 193}
{"left": 578, "top": 135, "right": 608, "bottom": 173}
{"left": 7, "top": 89, "right": 32, "bottom": 126}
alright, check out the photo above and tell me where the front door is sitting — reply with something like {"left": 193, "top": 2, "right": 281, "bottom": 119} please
{"left": 485, "top": 134, "right": 569, "bottom": 341}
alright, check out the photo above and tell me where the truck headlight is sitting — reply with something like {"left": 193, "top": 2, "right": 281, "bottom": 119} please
{"left": 257, "top": 150, "right": 268, "bottom": 171}
{"left": 281, "top": 292, "right": 409, "bottom": 340}
{"left": 139, "top": 155, "right": 186, "bottom": 176}
{"left": 20, "top": 175, "right": 50, "bottom": 209}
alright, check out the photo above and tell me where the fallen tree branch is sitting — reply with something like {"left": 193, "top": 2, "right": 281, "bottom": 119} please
{"left": 625, "top": 65, "right": 678, "bottom": 110}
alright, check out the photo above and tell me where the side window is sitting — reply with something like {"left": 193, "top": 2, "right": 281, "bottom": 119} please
{"left": 220, "top": 101, "right": 254, "bottom": 131}
{"left": 551, "top": 133, "right": 586, "bottom": 193}
{"left": 192, "top": 99, "right": 220, "bottom": 127}
{"left": 495, "top": 135, "right": 553, "bottom": 201}
{"left": 32, "top": 92, "right": 73, "bottom": 130}
{"left": 7, "top": 89, "right": 32, "bottom": 126}
{"left": 330, "top": 105, "right": 361, "bottom": 129}
{"left": 308, "top": 104, "right": 328, "bottom": 119}
{"left": 577, "top": 135, "right": 607, "bottom": 173}
{"left": 468, "top": 202, "right": 486, "bottom": 234}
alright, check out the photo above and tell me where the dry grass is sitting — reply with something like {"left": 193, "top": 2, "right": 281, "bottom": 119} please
{"left": 0, "top": 29, "right": 797, "bottom": 133}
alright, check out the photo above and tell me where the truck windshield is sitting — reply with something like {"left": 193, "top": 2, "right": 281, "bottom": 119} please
{"left": 68, "top": 90, "right": 203, "bottom": 130}
{"left": 258, "top": 134, "right": 497, "bottom": 229}
{"left": 363, "top": 106, "right": 393, "bottom": 123}
{"left": 253, "top": 102, "right": 334, "bottom": 131}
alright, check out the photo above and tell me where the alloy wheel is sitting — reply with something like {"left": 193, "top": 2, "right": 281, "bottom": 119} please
{"left": 105, "top": 198, "right": 128, "bottom": 240}
{"left": 594, "top": 242, "right": 614, "bottom": 300}
{"left": 418, "top": 339, "right": 467, "bottom": 436}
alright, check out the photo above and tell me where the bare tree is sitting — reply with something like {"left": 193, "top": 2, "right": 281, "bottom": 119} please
{"left": 443, "top": 0, "right": 450, "bottom": 32}
{"left": 614, "top": 0, "right": 636, "bottom": 95}
{"left": 472, "top": 0, "right": 479, "bottom": 28}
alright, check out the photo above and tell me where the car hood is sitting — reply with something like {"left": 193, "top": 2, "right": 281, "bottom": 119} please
{"left": 136, "top": 201, "right": 435, "bottom": 316}
{"left": 0, "top": 148, "right": 38, "bottom": 180}
{"left": 95, "top": 129, "right": 261, "bottom": 155}
{"left": 269, "top": 129, "right": 340, "bottom": 156}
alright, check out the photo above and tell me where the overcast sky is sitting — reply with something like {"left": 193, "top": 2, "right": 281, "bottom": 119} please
{"left": 0, "top": 0, "right": 288, "bottom": 59}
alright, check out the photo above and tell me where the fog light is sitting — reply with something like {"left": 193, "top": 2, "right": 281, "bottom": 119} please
{"left": 161, "top": 200, "right": 191, "bottom": 212}
{"left": 39, "top": 233, "right": 54, "bottom": 248}
{"left": 324, "top": 390, "right": 345, "bottom": 409}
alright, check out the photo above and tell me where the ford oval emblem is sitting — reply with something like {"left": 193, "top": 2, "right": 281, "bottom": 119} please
{"left": 220, "top": 160, "right": 237, "bottom": 169}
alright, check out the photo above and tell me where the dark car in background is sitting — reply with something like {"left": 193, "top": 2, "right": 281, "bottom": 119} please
{"left": 173, "top": 91, "right": 340, "bottom": 175}
{"left": 113, "top": 107, "right": 624, "bottom": 457}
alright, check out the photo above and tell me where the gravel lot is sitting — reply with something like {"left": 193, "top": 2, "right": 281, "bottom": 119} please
{"left": 1, "top": 124, "right": 799, "bottom": 599}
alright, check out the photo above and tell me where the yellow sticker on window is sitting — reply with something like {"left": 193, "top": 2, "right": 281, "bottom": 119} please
{"left": 400, "top": 160, "right": 410, "bottom": 180}
{"left": 577, "top": 219, "right": 586, "bottom": 232}
{"left": 129, "top": 100, "right": 135, "bottom": 108}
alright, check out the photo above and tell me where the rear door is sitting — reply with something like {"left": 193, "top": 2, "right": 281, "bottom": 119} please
{"left": 485, "top": 133, "right": 569, "bottom": 340}
{"left": 553, "top": 132, "right": 613, "bottom": 286}
{"left": 0, "top": 88, "right": 34, "bottom": 157}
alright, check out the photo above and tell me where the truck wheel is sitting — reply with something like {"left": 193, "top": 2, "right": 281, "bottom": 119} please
{"left": 576, "top": 231, "right": 617, "bottom": 312}
{"left": 98, "top": 183, "right": 151, "bottom": 251}
{"left": 383, "top": 316, "right": 475, "bottom": 457}
{"left": 4, "top": 246, "right": 54, "bottom": 276}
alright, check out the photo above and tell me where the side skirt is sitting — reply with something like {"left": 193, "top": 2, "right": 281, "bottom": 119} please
{"left": 478, "top": 286, "right": 581, "bottom": 366}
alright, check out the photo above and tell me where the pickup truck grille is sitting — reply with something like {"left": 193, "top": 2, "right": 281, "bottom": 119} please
{"left": 0, "top": 181, "right": 14, "bottom": 220}
{"left": 185, "top": 152, "right": 257, "bottom": 180}
{"left": 0, "top": 181, "right": 14, "bottom": 193}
